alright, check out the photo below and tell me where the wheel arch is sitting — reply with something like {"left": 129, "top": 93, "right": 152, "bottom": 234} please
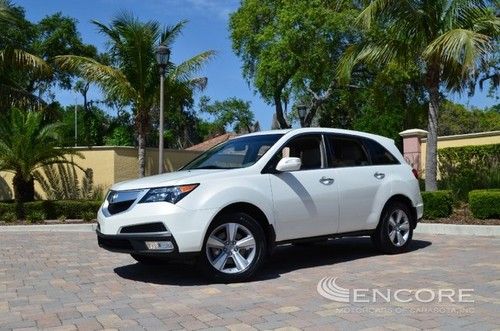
{"left": 379, "top": 194, "right": 418, "bottom": 229}
{"left": 209, "top": 202, "right": 276, "bottom": 253}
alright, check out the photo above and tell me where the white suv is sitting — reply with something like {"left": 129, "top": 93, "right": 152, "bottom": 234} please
{"left": 97, "top": 128, "right": 423, "bottom": 282}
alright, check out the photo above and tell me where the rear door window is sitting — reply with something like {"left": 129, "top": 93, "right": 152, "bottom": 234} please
{"left": 326, "top": 135, "right": 370, "bottom": 167}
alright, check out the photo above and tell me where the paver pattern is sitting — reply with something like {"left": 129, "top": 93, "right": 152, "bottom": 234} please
{"left": 0, "top": 232, "right": 498, "bottom": 330}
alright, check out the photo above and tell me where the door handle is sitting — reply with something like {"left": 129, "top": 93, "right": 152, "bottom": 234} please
{"left": 319, "top": 177, "right": 334, "bottom": 185}
{"left": 374, "top": 172, "right": 385, "bottom": 180}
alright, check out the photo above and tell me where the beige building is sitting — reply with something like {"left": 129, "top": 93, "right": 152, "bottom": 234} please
{"left": 0, "top": 147, "right": 201, "bottom": 200}
{"left": 400, "top": 129, "right": 500, "bottom": 175}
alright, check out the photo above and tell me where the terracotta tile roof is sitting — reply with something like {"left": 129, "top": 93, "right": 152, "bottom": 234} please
{"left": 186, "top": 133, "right": 238, "bottom": 151}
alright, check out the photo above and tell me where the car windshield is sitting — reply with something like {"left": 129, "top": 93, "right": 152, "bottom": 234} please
{"left": 182, "top": 134, "right": 284, "bottom": 170}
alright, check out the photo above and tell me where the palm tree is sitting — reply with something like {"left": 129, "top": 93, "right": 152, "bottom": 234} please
{"left": 0, "top": 0, "right": 51, "bottom": 109}
{"left": 56, "top": 13, "right": 215, "bottom": 177}
{"left": 0, "top": 108, "right": 80, "bottom": 202}
{"left": 339, "top": 0, "right": 499, "bottom": 191}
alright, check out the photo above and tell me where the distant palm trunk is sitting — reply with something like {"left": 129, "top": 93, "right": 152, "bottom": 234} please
{"left": 136, "top": 109, "right": 148, "bottom": 178}
{"left": 425, "top": 68, "right": 440, "bottom": 191}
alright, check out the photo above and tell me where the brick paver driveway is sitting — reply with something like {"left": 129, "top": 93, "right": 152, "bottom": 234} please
{"left": 1, "top": 232, "right": 498, "bottom": 331}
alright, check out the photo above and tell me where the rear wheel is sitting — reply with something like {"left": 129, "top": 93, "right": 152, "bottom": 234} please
{"left": 199, "top": 212, "right": 266, "bottom": 282}
{"left": 372, "top": 202, "right": 413, "bottom": 254}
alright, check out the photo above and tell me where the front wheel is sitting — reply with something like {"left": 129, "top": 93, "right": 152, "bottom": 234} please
{"left": 199, "top": 212, "right": 266, "bottom": 282}
{"left": 372, "top": 202, "right": 413, "bottom": 254}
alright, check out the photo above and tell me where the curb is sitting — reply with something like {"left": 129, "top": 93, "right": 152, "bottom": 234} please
{"left": 0, "top": 223, "right": 96, "bottom": 232}
{"left": 0, "top": 223, "right": 498, "bottom": 237}
{"left": 415, "top": 223, "right": 500, "bottom": 237}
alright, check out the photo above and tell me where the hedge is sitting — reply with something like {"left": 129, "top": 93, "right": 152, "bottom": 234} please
{"left": 421, "top": 190, "right": 453, "bottom": 219}
{"left": 0, "top": 200, "right": 102, "bottom": 220}
{"left": 438, "top": 144, "right": 500, "bottom": 201}
{"left": 469, "top": 190, "right": 500, "bottom": 219}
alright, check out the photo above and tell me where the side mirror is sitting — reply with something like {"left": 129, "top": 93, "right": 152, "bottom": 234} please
{"left": 276, "top": 157, "right": 301, "bottom": 172}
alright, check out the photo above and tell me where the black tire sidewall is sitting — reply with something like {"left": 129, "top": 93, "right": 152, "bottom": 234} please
{"left": 374, "top": 202, "right": 413, "bottom": 254}
{"left": 199, "top": 212, "right": 266, "bottom": 282}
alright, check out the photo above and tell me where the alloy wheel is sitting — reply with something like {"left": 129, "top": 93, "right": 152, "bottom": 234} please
{"left": 387, "top": 209, "right": 410, "bottom": 247}
{"left": 205, "top": 223, "right": 256, "bottom": 274}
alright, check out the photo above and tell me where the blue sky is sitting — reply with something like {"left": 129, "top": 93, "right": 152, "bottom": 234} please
{"left": 17, "top": 0, "right": 499, "bottom": 130}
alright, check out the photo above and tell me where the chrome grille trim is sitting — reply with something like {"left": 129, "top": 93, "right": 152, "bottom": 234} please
{"left": 103, "top": 189, "right": 148, "bottom": 217}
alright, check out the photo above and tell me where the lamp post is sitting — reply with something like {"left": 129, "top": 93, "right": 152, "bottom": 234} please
{"left": 297, "top": 105, "right": 307, "bottom": 127}
{"left": 156, "top": 44, "right": 170, "bottom": 174}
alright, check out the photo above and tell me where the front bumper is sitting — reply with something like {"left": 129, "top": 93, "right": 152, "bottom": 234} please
{"left": 96, "top": 229, "right": 178, "bottom": 254}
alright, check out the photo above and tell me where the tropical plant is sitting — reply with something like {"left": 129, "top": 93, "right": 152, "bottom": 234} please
{"left": 56, "top": 13, "right": 215, "bottom": 177}
{"left": 339, "top": 0, "right": 500, "bottom": 191}
{"left": 0, "top": 108, "right": 80, "bottom": 202}
{"left": 35, "top": 163, "right": 104, "bottom": 200}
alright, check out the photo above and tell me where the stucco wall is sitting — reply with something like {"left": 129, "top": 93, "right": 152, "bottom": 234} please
{"left": 0, "top": 147, "right": 201, "bottom": 200}
{"left": 420, "top": 131, "right": 500, "bottom": 171}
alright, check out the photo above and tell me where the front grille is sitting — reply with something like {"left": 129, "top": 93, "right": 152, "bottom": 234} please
{"left": 108, "top": 200, "right": 135, "bottom": 215}
{"left": 120, "top": 222, "right": 167, "bottom": 234}
{"left": 98, "top": 236, "right": 133, "bottom": 250}
{"left": 106, "top": 190, "right": 142, "bottom": 215}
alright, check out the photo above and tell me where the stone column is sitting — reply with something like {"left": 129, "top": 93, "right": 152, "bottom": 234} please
{"left": 399, "top": 129, "right": 428, "bottom": 173}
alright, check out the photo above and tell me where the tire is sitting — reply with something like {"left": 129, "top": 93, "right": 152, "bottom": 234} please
{"left": 199, "top": 212, "right": 267, "bottom": 282}
{"left": 371, "top": 201, "right": 413, "bottom": 254}
{"left": 130, "top": 254, "right": 163, "bottom": 265}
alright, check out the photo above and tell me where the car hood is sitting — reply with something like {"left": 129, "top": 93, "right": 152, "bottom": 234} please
{"left": 110, "top": 169, "right": 226, "bottom": 191}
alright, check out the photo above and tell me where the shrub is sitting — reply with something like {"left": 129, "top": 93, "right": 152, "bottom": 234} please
{"left": 26, "top": 211, "right": 45, "bottom": 224}
{"left": 438, "top": 144, "right": 500, "bottom": 201}
{"left": 81, "top": 211, "right": 97, "bottom": 222}
{"left": 469, "top": 190, "right": 500, "bottom": 219}
{"left": 0, "top": 211, "right": 17, "bottom": 223}
{"left": 0, "top": 200, "right": 102, "bottom": 220}
{"left": 421, "top": 190, "right": 453, "bottom": 219}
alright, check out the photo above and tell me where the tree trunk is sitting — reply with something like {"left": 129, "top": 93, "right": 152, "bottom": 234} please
{"left": 425, "top": 70, "right": 440, "bottom": 191}
{"left": 136, "top": 108, "right": 148, "bottom": 178}
{"left": 273, "top": 93, "right": 291, "bottom": 129}
{"left": 13, "top": 173, "right": 35, "bottom": 202}
{"left": 12, "top": 173, "right": 35, "bottom": 219}
{"left": 137, "top": 132, "right": 146, "bottom": 178}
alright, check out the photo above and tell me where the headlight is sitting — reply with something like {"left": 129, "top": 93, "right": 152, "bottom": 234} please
{"left": 139, "top": 184, "right": 198, "bottom": 204}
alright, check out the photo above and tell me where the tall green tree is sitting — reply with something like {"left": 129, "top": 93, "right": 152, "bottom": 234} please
{"left": 0, "top": 108, "right": 79, "bottom": 202}
{"left": 0, "top": 0, "right": 50, "bottom": 109}
{"left": 0, "top": 1, "right": 97, "bottom": 109}
{"left": 230, "top": 0, "right": 360, "bottom": 128}
{"left": 56, "top": 13, "right": 215, "bottom": 177}
{"left": 199, "top": 96, "right": 257, "bottom": 133}
{"left": 339, "top": 0, "right": 499, "bottom": 191}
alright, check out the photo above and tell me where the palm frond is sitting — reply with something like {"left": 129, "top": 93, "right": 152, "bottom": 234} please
{"left": 424, "top": 29, "right": 493, "bottom": 70}
{"left": 0, "top": 0, "right": 17, "bottom": 25}
{"left": 55, "top": 55, "right": 137, "bottom": 101}
{"left": 171, "top": 50, "right": 216, "bottom": 82}
{"left": 0, "top": 48, "right": 51, "bottom": 74}
{"left": 161, "top": 20, "right": 188, "bottom": 47}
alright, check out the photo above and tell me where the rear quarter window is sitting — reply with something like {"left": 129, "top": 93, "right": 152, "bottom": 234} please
{"left": 364, "top": 138, "right": 400, "bottom": 165}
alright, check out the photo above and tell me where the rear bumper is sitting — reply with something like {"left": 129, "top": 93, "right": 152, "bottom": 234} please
{"left": 96, "top": 230, "right": 179, "bottom": 255}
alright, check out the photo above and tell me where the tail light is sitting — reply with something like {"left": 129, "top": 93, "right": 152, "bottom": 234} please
{"left": 412, "top": 168, "right": 419, "bottom": 179}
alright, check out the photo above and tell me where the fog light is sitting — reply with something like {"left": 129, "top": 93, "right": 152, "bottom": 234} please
{"left": 145, "top": 241, "right": 174, "bottom": 250}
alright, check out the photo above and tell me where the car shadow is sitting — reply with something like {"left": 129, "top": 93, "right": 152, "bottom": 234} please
{"left": 113, "top": 237, "right": 432, "bottom": 286}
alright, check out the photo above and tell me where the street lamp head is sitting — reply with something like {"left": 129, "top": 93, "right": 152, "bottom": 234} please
{"left": 297, "top": 105, "right": 307, "bottom": 121}
{"left": 156, "top": 45, "right": 171, "bottom": 66}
